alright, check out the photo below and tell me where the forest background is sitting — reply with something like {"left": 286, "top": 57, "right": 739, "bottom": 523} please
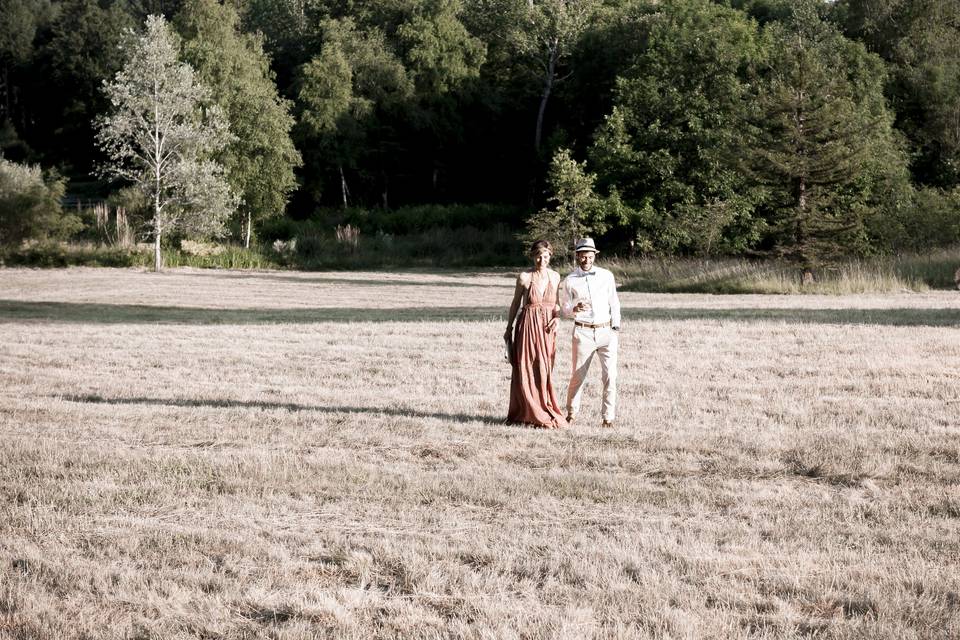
{"left": 1, "top": 0, "right": 959, "bottom": 277}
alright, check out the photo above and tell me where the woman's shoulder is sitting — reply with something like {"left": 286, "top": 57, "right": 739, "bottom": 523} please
{"left": 516, "top": 270, "right": 533, "bottom": 284}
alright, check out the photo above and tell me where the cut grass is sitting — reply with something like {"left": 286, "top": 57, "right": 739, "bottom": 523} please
{"left": 0, "top": 268, "right": 958, "bottom": 638}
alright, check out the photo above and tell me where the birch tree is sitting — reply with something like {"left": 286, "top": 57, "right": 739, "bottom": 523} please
{"left": 96, "top": 14, "right": 235, "bottom": 272}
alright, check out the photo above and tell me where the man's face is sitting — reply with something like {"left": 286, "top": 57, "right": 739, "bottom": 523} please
{"left": 576, "top": 251, "right": 595, "bottom": 271}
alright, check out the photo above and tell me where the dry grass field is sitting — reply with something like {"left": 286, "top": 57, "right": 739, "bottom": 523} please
{"left": 1, "top": 267, "right": 959, "bottom": 639}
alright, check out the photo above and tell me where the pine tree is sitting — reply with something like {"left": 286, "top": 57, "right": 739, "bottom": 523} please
{"left": 747, "top": 1, "right": 903, "bottom": 274}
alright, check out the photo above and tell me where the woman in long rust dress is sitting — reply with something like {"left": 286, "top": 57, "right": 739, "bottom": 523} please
{"left": 504, "top": 240, "right": 568, "bottom": 429}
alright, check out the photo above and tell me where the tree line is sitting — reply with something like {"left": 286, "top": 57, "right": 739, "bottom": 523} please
{"left": 1, "top": 0, "right": 959, "bottom": 268}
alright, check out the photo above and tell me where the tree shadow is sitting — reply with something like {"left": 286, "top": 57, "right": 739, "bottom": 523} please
{"left": 178, "top": 271, "right": 514, "bottom": 288}
{"left": 60, "top": 393, "right": 504, "bottom": 426}
{"left": 0, "top": 300, "right": 506, "bottom": 324}
{"left": 1, "top": 300, "right": 956, "bottom": 326}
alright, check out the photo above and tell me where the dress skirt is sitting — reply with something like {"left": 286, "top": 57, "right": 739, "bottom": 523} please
{"left": 507, "top": 301, "right": 567, "bottom": 428}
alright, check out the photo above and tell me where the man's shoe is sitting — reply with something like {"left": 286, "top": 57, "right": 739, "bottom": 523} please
{"left": 601, "top": 420, "right": 614, "bottom": 428}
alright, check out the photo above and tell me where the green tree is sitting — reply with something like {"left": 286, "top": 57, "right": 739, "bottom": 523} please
{"left": 589, "top": 0, "right": 764, "bottom": 254}
{"left": 238, "top": 0, "right": 326, "bottom": 95}
{"left": 747, "top": 1, "right": 910, "bottom": 271}
{"left": 832, "top": 0, "right": 960, "bottom": 188}
{"left": 513, "top": 0, "right": 596, "bottom": 155}
{"left": 34, "top": 0, "right": 134, "bottom": 172}
{"left": 395, "top": 0, "right": 485, "bottom": 96}
{"left": 175, "top": 0, "right": 301, "bottom": 247}
{"left": 297, "top": 17, "right": 413, "bottom": 207}
{"left": 0, "top": 0, "right": 53, "bottom": 158}
{"left": 525, "top": 147, "right": 618, "bottom": 252}
{"left": 96, "top": 15, "right": 236, "bottom": 272}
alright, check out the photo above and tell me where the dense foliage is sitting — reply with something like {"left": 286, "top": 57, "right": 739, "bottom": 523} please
{"left": 1, "top": 0, "right": 958, "bottom": 261}
{"left": 0, "top": 157, "right": 78, "bottom": 245}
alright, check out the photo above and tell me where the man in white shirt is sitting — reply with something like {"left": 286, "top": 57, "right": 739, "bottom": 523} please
{"left": 560, "top": 238, "right": 621, "bottom": 427}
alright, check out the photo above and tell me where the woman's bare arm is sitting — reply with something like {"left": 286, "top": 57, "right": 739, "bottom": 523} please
{"left": 504, "top": 273, "right": 527, "bottom": 338}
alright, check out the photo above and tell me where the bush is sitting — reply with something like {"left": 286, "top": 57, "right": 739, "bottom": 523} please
{"left": 257, "top": 215, "right": 325, "bottom": 244}
{"left": 256, "top": 203, "right": 527, "bottom": 264}
{"left": 0, "top": 241, "right": 145, "bottom": 267}
{"left": 0, "top": 241, "right": 278, "bottom": 270}
{"left": 352, "top": 203, "right": 524, "bottom": 234}
{"left": 289, "top": 224, "right": 525, "bottom": 269}
{"left": 0, "top": 158, "right": 82, "bottom": 246}
{"left": 266, "top": 203, "right": 525, "bottom": 239}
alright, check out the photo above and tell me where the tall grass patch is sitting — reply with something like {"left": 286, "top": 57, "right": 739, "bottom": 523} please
{"left": 613, "top": 250, "right": 960, "bottom": 294}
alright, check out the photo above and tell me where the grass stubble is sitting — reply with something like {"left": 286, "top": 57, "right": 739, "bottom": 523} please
{"left": 0, "top": 267, "right": 958, "bottom": 639}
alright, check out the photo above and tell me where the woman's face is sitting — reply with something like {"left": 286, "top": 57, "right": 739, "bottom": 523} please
{"left": 532, "top": 249, "right": 551, "bottom": 269}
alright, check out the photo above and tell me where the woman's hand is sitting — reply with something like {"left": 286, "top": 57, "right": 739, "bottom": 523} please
{"left": 546, "top": 317, "right": 559, "bottom": 333}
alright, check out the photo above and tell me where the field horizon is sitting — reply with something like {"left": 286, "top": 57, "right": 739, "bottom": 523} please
{"left": 1, "top": 266, "right": 958, "bottom": 639}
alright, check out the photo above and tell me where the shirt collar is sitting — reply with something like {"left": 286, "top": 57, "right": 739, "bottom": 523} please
{"left": 574, "top": 267, "right": 596, "bottom": 276}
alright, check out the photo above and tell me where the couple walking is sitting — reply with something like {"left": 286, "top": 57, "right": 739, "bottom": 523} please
{"left": 504, "top": 238, "right": 621, "bottom": 429}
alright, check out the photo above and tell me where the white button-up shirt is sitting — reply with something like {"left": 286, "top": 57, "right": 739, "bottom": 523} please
{"left": 560, "top": 266, "right": 621, "bottom": 327}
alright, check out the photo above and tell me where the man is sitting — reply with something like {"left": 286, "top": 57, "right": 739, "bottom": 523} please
{"left": 560, "top": 238, "right": 621, "bottom": 427}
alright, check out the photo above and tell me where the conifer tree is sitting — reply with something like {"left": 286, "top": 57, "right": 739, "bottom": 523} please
{"left": 747, "top": 1, "right": 905, "bottom": 273}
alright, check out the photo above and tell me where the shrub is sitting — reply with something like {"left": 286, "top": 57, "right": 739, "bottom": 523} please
{"left": 313, "top": 203, "right": 525, "bottom": 235}
{"left": 0, "top": 158, "right": 81, "bottom": 246}
{"left": 0, "top": 241, "right": 145, "bottom": 267}
{"left": 289, "top": 224, "right": 524, "bottom": 269}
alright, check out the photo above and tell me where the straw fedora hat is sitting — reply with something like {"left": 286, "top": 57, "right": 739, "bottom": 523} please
{"left": 574, "top": 238, "right": 599, "bottom": 253}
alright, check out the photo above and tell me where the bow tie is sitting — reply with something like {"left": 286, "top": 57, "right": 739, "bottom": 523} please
{"left": 580, "top": 270, "right": 595, "bottom": 275}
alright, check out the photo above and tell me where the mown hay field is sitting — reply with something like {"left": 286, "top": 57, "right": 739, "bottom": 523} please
{"left": 1, "top": 267, "right": 958, "bottom": 639}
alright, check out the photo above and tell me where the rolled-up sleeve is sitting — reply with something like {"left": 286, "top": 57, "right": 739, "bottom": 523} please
{"left": 609, "top": 272, "right": 621, "bottom": 328}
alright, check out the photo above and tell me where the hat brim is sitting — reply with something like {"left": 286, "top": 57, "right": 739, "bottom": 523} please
{"left": 575, "top": 248, "right": 599, "bottom": 253}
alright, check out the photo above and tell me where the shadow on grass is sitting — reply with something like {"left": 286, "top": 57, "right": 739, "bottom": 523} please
{"left": 1, "top": 300, "right": 957, "bottom": 326}
{"left": 61, "top": 393, "right": 503, "bottom": 425}
{"left": 629, "top": 307, "right": 960, "bottom": 327}
{"left": 0, "top": 300, "right": 505, "bottom": 324}
{"left": 177, "top": 270, "right": 515, "bottom": 288}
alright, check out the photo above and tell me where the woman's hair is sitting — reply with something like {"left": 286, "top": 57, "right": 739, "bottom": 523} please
{"left": 529, "top": 239, "right": 552, "bottom": 256}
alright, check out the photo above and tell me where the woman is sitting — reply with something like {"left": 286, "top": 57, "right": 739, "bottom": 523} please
{"left": 504, "top": 239, "right": 568, "bottom": 428}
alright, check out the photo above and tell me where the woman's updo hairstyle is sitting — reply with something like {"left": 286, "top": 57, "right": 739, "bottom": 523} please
{"left": 529, "top": 239, "right": 552, "bottom": 256}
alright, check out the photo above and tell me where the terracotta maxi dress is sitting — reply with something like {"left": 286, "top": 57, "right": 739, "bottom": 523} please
{"left": 507, "top": 275, "right": 567, "bottom": 428}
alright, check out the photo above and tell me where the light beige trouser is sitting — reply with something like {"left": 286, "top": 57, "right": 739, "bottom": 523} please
{"left": 566, "top": 325, "right": 618, "bottom": 421}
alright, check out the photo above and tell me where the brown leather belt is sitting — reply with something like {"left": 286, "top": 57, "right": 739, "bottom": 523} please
{"left": 575, "top": 320, "right": 611, "bottom": 329}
